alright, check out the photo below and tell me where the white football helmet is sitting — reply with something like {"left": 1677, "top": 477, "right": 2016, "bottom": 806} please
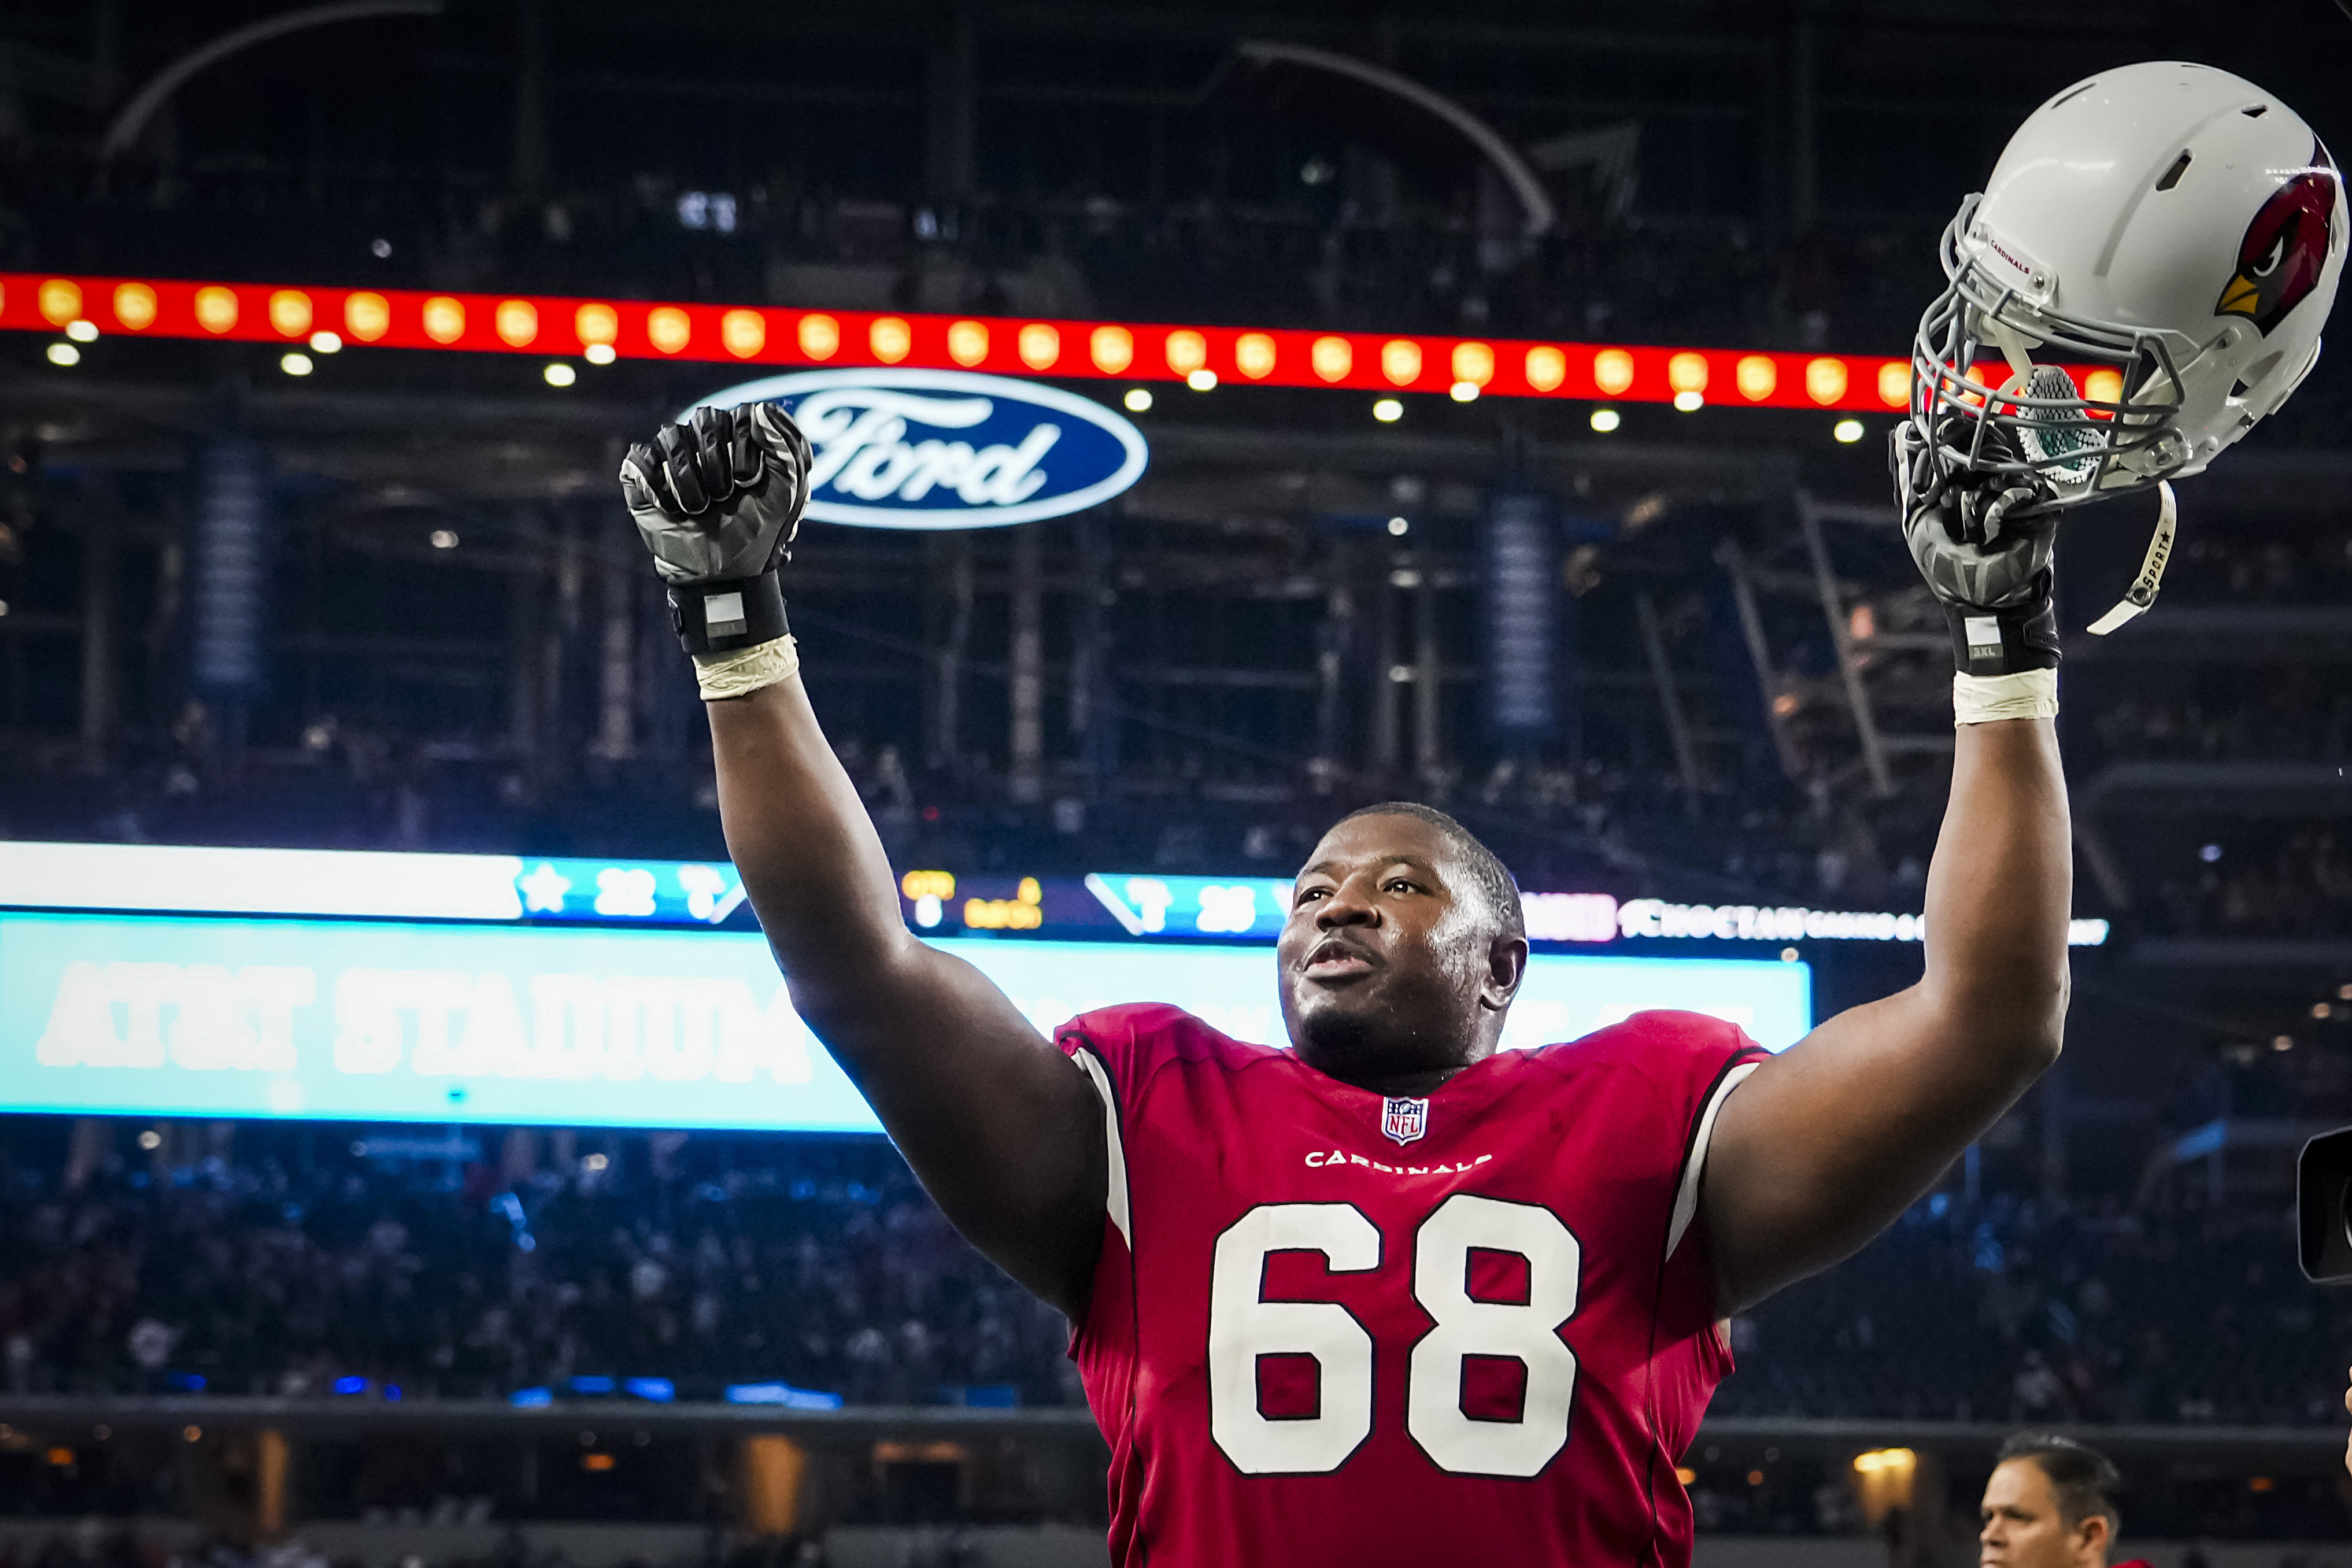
{"left": 1906, "top": 61, "right": 2346, "bottom": 511}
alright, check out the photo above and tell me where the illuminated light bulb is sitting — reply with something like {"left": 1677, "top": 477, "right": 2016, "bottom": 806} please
{"left": 38, "top": 278, "right": 82, "bottom": 326}
{"left": 280, "top": 352, "right": 314, "bottom": 376}
{"left": 1833, "top": 418, "right": 1865, "bottom": 444}
{"left": 1123, "top": 388, "right": 1152, "bottom": 413}
{"left": 1805, "top": 356, "right": 1850, "bottom": 405}
{"left": 1089, "top": 324, "right": 1133, "bottom": 374}
{"left": 1449, "top": 381, "right": 1480, "bottom": 403}
{"left": 1381, "top": 339, "right": 1422, "bottom": 386}
{"left": 1164, "top": 330, "right": 1207, "bottom": 375}
{"left": 309, "top": 331, "right": 342, "bottom": 353}
{"left": 1592, "top": 349, "right": 1635, "bottom": 396}
{"left": 64, "top": 319, "right": 98, "bottom": 342}
{"left": 112, "top": 282, "right": 157, "bottom": 331}
{"left": 1018, "top": 322, "right": 1060, "bottom": 370}
{"left": 2084, "top": 367, "right": 2125, "bottom": 404}
{"left": 269, "top": 290, "right": 315, "bottom": 338}
{"left": 1372, "top": 397, "right": 1403, "bottom": 423}
{"left": 1877, "top": 360, "right": 1912, "bottom": 408}
{"left": 1667, "top": 352, "right": 1708, "bottom": 395}
{"left": 871, "top": 317, "right": 912, "bottom": 364}
{"left": 1673, "top": 390, "right": 1704, "bottom": 412}
{"left": 423, "top": 296, "right": 467, "bottom": 345}
{"left": 583, "top": 343, "right": 616, "bottom": 366}
{"left": 1386, "top": 517, "right": 1408, "bottom": 537}
{"left": 574, "top": 302, "right": 619, "bottom": 350}
{"left": 1589, "top": 408, "right": 1621, "bottom": 433}
{"left": 430, "top": 530, "right": 459, "bottom": 550}
{"left": 1736, "top": 355, "right": 1777, "bottom": 401}
{"left": 1525, "top": 345, "right": 1567, "bottom": 393}
{"left": 720, "top": 309, "right": 765, "bottom": 358}
{"left": 1311, "top": 335, "right": 1352, "bottom": 382}
{"left": 647, "top": 306, "right": 691, "bottom": 354}
{"left": 1234, "top": 332, "right": 1277, "bottom": 379}
{"left": 946, "top": 319, "right": 988, "bottom": 367}
{"left": 1186, "top": 368, "right": 1217, "bottom": 391}
{"left": 345, "top": 292, "right": 391, "bottom": 342}
{"left": 491, "top": 299, "right": 537, "bottom": 348}
{"left": 46, "top": 342, "right": 79, "bottom": 367}
{"left": 194, "top": 287, "right": 239, "bottom": 334}
{"left": 544, "top": 363, "right": 576, "bottom": 387}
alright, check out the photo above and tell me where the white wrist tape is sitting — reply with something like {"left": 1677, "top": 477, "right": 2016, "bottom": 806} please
{"left": 693, "top": 635, "right": 800, "bottom": 701}
{"left": 1952, "top": 667, "right": 2058, "bottom": 726}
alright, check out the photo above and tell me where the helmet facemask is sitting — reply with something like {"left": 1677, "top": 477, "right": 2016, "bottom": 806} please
{"left": 1905, "top": 196, "right": 2196, "bottom": 523}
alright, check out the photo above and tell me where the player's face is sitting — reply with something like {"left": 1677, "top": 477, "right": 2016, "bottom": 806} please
{"left": 1277, "top": 814, "right": 1519, "bottom": 1092}
{"left": 1978, "top": 1459, "right": 2102, "bottom": 1568}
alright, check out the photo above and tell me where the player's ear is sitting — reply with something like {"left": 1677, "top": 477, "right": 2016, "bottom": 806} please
{"left": 1481, "top": 933, "right": 1529, "bottom": 1011}
{"left": 2076, "top": 1514, "right": 2110, "bottom": 1555}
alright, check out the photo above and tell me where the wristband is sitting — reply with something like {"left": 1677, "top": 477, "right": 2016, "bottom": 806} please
{"left": 1939, "top": 590, "right": 2059, "bottom": 678}
{"left": 694, "top": 635, "right": 800, "bottom": 701}
{"left": 1953, "top": 667, "right": 2058, "bottom": 726}
{"left": 668, "top": 571, "right": 788, "bottom": 655}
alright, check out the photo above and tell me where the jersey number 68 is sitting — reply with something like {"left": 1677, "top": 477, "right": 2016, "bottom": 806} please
{"left": 1206, "top": 1194, "right": 1582, "bottom": 1478}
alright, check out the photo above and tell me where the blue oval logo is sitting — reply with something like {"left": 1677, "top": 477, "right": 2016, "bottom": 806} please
{"left": 687, "top": 369, "right": 1149, "bottom": 530}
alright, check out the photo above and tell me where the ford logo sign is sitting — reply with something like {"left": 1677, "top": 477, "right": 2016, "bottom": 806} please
{"left": 687, "top": 368, "right": 1149, "bottom": 530}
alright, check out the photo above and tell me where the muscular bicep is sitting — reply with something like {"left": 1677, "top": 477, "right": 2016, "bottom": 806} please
{"left": 700, "top": 682, "right": 1108, "bottom": 1316}
{"left": 796, "top": 936, "right": 1108, "bottom": 1318}
{"left": 1697, "top": 986, "right": 2043, "bottom": 1314}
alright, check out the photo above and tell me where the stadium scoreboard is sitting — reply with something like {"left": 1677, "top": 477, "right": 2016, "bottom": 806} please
{"left": 0, "top": 844, "right": 1829, "bottom": 1132}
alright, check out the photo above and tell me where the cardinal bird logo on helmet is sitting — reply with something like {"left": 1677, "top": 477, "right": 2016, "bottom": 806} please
{"left": 2216, "top": 141, "right": 2341, "bottom": 335}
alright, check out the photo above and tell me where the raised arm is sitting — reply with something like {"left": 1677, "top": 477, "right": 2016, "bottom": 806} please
{"left": 1700, "top": 718, "right": 2068, "bottom": 1310}
{"left": 1699, "top": 427, "right": 2077, "bottom": 1314}
{"left": 623, "top": 406, "right": 1105, "bottom": 1315}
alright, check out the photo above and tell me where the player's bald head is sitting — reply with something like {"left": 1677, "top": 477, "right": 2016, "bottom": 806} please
{"left": 1327, "top": 802, "right": 1525, "bottom": 943}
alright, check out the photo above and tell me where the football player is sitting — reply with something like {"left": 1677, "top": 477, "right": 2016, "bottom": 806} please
{"left": 620, "top": 61, "right": 2339, "bottom": 1568}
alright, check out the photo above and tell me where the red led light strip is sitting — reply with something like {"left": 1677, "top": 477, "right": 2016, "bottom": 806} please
{"left": 4, "top": 272, "right": 2120, "bottom": 413}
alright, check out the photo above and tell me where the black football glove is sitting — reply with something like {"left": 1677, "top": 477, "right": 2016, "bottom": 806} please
{"left": 1891, "top": 415, "right": 2059, "bottom": 676}
{"left": 620, "top": 402, "right": 813, "bottom": 655}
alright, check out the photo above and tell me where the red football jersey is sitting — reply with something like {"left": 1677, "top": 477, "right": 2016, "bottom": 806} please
{"left": 1057, "top": 1003, "right": 1767, "bottom": 1568}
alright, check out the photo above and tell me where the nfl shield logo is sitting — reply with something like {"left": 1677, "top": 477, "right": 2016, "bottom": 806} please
{"left": 1381, "top": 1096, "right": 1429, "bottom": 1147}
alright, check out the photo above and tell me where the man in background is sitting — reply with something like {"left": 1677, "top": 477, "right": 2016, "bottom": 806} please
{"left": 1979, "top": 1433, "right": 2148, "bottom": 1568}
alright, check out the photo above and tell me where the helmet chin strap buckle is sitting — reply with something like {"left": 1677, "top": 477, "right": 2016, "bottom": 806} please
{"left": 2086, "top": 480, "right": 2179, "bottom": 635}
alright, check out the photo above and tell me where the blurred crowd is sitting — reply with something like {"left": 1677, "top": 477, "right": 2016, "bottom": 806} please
{"left": 2164, "top": 527, "right": 2352, "bottom": 607}
{"left": 0, "top": 1116, "right": 2339, "bottom": 1434}
{"left": 0, "top": 1123, "right": 1075, "bottom": 1407}
{"left": 1716, "top": 1192, "right": 2333, "bottom": 1428}
{"left": 2140, "top": 827, "right": 2352, "bottom": 941}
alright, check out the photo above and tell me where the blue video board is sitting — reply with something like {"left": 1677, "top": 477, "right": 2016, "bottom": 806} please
{"left": 0, "top": 911, "right": 1811, "bottom": 1130}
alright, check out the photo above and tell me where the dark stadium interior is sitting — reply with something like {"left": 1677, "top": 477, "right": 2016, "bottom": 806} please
{"left": 2, "top": 1, "right": 2351, "bottom": 1565}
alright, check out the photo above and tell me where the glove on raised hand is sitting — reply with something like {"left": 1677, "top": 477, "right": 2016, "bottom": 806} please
{"left": 620, "top": 402, "right": 813, "bottom": 655}
{"left": 1891, "top": 415, "right": 2059, "bottom": 677}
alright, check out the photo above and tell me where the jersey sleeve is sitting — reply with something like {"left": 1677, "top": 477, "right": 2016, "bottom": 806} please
{"left": 1661, "top": 1025, "right": 1770, "bottom": 1267}
{"left": 1054, "top": 1002, "right": 1199, "bottom": 1257}
{"left": 1560, "top": 1011, "right": 1769, "bottom": 1349}
{"left": 1053, "top": 1004, "right": 1212, "bottom": 1349}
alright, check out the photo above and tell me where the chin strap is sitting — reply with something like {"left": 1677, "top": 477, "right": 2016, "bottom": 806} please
{"left": 2086, "top": 480, "right": 2178, "bottom": 636}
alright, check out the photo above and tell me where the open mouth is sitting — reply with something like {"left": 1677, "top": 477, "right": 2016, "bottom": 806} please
{"left": 1302, "top": 937, "right": 1377, "bottom": 978}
